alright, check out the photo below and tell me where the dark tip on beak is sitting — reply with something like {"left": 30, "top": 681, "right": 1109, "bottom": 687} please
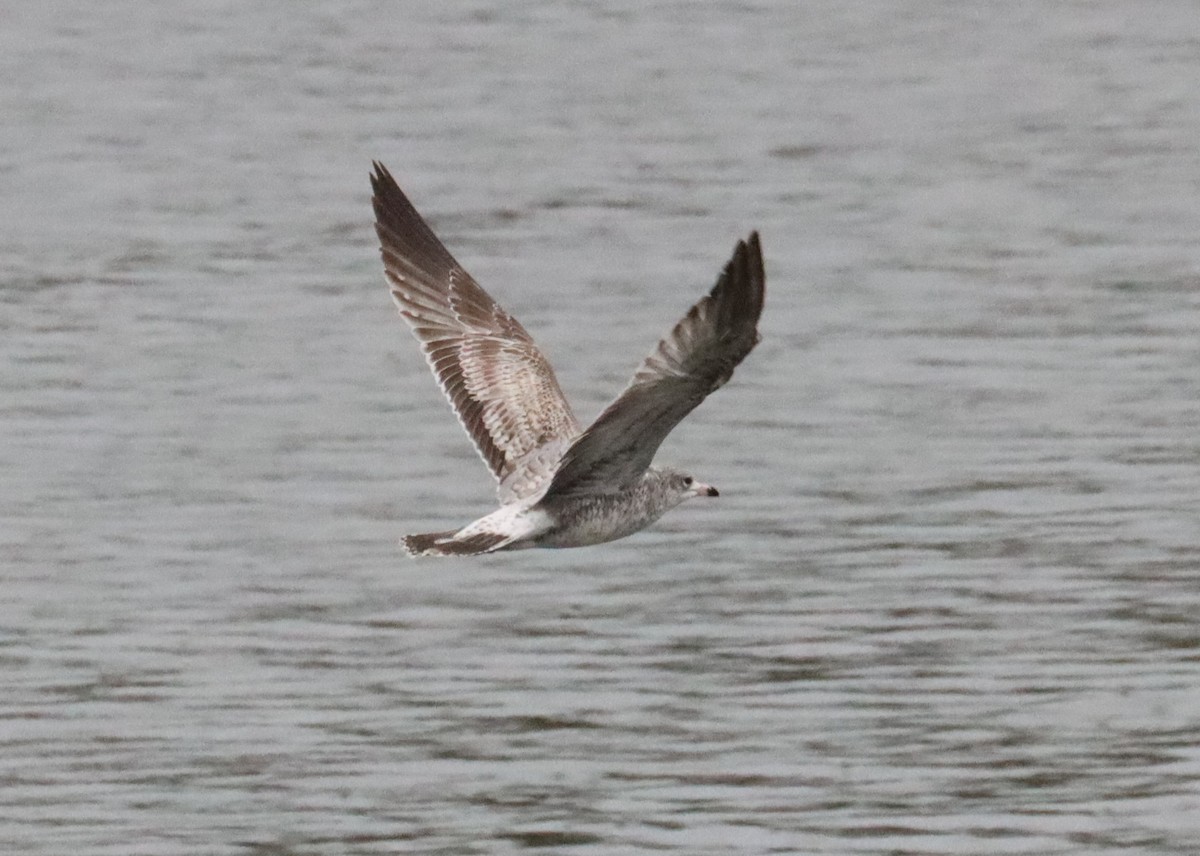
{"left": 707, "top": 486, "right": 719, "bottom": 497}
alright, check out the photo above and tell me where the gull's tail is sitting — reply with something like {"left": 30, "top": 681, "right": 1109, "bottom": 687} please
{"left": 401, "top": 529, "right": 509, "bottom": 557}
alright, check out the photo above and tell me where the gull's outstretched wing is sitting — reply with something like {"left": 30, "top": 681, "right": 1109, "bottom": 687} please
{"left": 371, "top": 162, "right": 580, "bottom": 502}
{"left": 542, "top": 232, "right": 765, "bottom": 500}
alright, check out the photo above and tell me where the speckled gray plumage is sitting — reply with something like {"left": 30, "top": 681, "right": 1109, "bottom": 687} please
{"left": 371, "top": 162, "right": 764, "bottom": 557}
{"left": 532, "top": 467, "right": 718, "bottom": 550}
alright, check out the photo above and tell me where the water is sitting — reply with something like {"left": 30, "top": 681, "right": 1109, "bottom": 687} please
{"left": 3, "top": 1, "right": 1200, "bottom": 853}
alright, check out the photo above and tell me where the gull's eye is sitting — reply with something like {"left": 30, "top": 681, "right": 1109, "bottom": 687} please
{"left": 683, "top": 476, "right": 693, "bottom": 486}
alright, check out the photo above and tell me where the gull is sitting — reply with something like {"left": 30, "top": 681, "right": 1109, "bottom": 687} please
{"left": 370, "top": 162, "right": 764, "bottom": 556}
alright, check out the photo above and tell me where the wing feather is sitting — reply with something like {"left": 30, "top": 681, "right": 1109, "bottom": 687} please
{"left": 371, "top": 162, "right": 581, "bottom": 502}
{"left": 543, "top": 232, "right": 765, "bottom": 499}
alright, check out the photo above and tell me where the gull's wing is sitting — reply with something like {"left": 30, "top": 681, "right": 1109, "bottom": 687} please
{"left": 542, "top": 232, "right": 765, "bottom": 500}
{"left": 371, "top": 162, "right": 581, "bottom": 502}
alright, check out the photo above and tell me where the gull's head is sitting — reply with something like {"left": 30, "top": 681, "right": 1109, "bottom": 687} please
{"left": 665, "top": 469, "right": 719, "bottom": 500}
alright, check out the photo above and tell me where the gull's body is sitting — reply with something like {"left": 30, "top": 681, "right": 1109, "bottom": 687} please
{"left": 370, "top": 162, "right": 764, "bottom": 556}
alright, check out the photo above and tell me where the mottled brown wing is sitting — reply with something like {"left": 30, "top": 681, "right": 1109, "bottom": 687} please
{"left": 543, "top": 232, "right": 764, "bottom": 499}
{"left": 371, "top": 162, "right": 580, "bottom": 502}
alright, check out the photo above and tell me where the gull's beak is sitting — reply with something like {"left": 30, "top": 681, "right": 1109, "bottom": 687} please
{"left": 693, "top": 481, "right": 719, "bottom": 498}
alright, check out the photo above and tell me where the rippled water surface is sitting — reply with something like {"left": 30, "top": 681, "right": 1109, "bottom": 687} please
{"left": 3, "top": 2, "right": 1200, "bottom": 854}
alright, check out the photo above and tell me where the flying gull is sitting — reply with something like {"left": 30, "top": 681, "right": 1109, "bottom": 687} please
{"left": 370, "top": 161, "right": 765, "bottom": 556}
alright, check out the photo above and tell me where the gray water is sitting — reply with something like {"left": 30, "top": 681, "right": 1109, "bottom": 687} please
{"left": 3, "top": 2, "right": 1200, "bottom": 854}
